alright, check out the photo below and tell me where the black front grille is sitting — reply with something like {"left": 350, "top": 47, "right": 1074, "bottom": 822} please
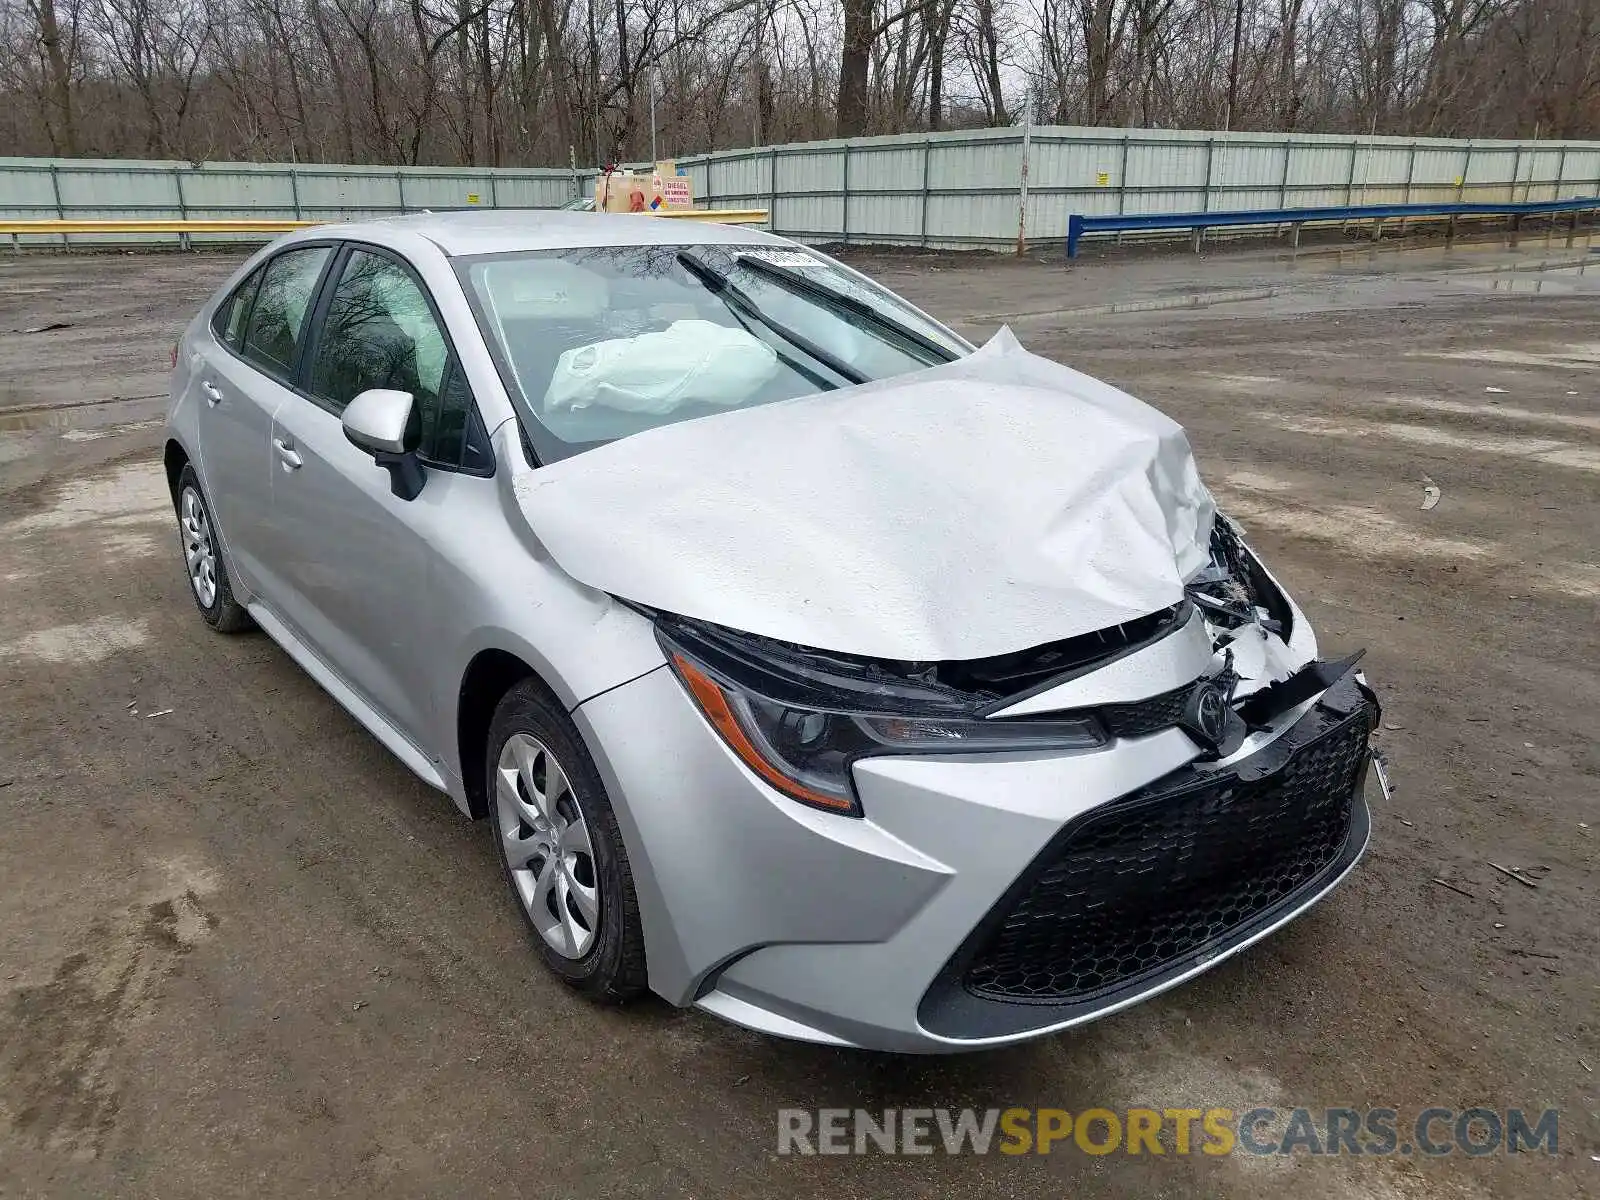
{"left": 961, "top": 689, "right": 1372, "bottom": 1006}
{"left": 1101, "top": 684, "right": 1191, "bottom": 739}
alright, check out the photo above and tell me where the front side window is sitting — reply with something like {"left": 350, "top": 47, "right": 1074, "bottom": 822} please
{"left": 458, "top": 243, "right": 969, "bottom": 463}
{"left": 308, "top": 248, "right": 482, "bottom": 469}
{"left": 240, "top": 245, "right": 332, "bottom": 377}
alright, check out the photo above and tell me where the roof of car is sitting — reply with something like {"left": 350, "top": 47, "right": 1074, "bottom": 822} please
{"left": 320, "top": 209, "right": 790, "bottom": 257}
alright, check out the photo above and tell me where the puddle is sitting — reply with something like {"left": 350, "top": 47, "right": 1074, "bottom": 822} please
{"left": 0, "top": 395, "right": 165, "bottom": 437}
{"left": 985, "top": 286, "right": 1283, "bottom": 322}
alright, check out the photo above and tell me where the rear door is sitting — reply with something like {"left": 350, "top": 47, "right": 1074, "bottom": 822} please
{"left": 260, "top": 242, "right": 493, "bottom": 750}
{"left": 193, "top": 244, "right": 333, "bottom": 595}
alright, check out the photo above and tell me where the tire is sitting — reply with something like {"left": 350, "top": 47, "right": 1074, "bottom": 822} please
{"left": 486, "top": 679, "right": 648, "bottom": 1002}
{"left": 175, "top": 465, "right": 253, "bottom": 634}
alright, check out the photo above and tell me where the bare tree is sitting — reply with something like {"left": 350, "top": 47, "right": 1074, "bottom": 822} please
{"left": 0, "top": 0, "right": 1592, "bottom": 165}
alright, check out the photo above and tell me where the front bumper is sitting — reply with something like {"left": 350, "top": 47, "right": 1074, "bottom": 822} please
{"left": 575, "top": 663, "right": 1376, "bottom": 1053}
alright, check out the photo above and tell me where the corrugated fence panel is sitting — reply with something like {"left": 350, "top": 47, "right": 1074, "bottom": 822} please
{"left": 57, "top": 164, "right": 178, "bottom": 213}
{"left": 850, "top": 193, "right": 921, "bottom": 242}
{"left": 703, "top": 155, "right": 767, "bottom": 205}
{"left": 1464, "top": 147, "right": 1519, "bottom": 201}
{"left": 0, "top": 166, "right": 57, "bottom": 217}
{"left": 1411, "top": 147, "right": 1467, "bottom": 205}
{"left": 1562, "top": 149, "right": 1600, "bottom": 195}
{"left": 293, "top": 171, "right": 401, "bottom": 218}
{"left": 5, "top": 130, "right": 1600, "bottom": 250}
{"left": 0, "top": 157, "right": 588, "bottom": 245}
{"left": 925, "top": 194, "right": 1016, "bottom": 246}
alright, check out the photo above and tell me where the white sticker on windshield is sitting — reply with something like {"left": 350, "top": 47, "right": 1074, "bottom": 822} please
{"left": 740, "top": 249, "right": 821, "bottom": 269}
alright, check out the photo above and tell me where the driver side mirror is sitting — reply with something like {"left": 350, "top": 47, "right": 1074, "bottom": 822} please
{"left": 342, "top": 388, "right": 426, "bottom": 501}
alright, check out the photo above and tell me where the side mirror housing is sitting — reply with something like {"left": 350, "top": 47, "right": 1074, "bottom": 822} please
{"left": 342, "top": 388, "right": 425, "bottom": 500}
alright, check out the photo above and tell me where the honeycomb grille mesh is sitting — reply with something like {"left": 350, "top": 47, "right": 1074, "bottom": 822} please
{"left": 1101, "top": 684, "right": 1192, "bottom": 739}
{"left": 964, "top": 706, "right": 1371, "bottom": 1004}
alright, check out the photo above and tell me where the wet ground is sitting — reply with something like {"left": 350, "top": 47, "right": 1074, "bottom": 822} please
{"left": 1, "top": 234, "right": 1596, "bottom": 1198}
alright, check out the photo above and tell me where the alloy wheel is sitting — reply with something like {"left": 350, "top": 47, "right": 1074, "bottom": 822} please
{"left": 495, "top": 732, "right": 600, "bottom": 959}
{"left": 180, "top": 486, "right": 217, "bottom": 608}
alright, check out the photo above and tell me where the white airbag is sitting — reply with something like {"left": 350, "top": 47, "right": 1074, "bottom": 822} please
{"left": 544, "top": 319, "right": 779, "bottom": 415}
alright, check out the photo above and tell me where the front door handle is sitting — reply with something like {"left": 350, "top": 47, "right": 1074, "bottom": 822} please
{"left": 273, "top": 437, "right": 303, "bottom": 470}
{"left": 201, "top": 381, "right": 223, "bottom": 406}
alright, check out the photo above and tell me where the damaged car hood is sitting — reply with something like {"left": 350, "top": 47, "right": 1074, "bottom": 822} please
{"left": 511, "top": 329, "right": 1217, "bottom": 660}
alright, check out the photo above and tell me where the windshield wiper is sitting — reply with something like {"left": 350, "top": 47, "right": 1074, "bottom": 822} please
{"left": 674, "top": 251, "right": 867, "bottom": 386}
{"left": 732, "top": 254, "right": 959, "bottom": 366}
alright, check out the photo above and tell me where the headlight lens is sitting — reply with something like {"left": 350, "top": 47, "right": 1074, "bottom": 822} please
{"left": 662, "top": 625, "right": 1105, "bottom": 816}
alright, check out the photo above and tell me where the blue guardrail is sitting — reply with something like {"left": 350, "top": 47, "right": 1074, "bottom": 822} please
{"left": 1065, "top": 196, "right": 1600, "bottom": 258}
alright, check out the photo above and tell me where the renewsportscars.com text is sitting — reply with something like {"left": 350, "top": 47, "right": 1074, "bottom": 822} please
{"left": 776, "top": 1106, "right": 1559, "bottom": 1157}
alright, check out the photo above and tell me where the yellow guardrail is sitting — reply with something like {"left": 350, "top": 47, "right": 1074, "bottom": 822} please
{"left": 1, "top": 208, "right": 769, "bottom": 240}
{"left": 1, "top": 219, "right": 316, "bottom": 235}
{"left": 650, "top": 209, "right": 769, "bottom": 223}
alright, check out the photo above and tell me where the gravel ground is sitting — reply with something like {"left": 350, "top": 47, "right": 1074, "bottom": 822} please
{"left": 1, "top": 233, "right": 1596, "bottom": 1199}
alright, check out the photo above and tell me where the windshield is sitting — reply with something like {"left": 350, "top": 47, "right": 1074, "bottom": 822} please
{"left": 456, "top": 243, "right": 969, "bottom": 462}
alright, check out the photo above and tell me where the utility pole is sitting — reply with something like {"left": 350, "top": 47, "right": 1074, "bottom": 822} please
{"left": 587, "top": 0, "right": 601, "bottom": 165}
{"left": 650, "top": 66, "right": 658, "bottom": 164}
{"left": 1225, "top": 0, "right": 1244, "bottom": 131}
{"left": 751, "top": 3, "right": 762, "bottom": 146}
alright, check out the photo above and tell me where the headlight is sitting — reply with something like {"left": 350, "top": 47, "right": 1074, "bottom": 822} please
{"left": 659, "top": 619, "right": 1105, "bottom": 816}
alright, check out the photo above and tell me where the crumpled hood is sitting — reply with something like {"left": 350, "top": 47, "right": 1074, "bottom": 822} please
{"left": 511, "top": 329, "right": 1216, "bottom": 661}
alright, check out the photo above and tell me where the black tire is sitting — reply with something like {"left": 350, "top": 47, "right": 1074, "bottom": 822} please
{"left": 175, "top": 465, "right": 253, "bottom": 634}
{"left": 486, "top": 679, "right": 648, "bottom": 1002}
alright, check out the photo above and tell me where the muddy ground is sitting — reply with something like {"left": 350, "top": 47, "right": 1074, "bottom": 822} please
{"left": 0, "top": 234, "right": 1596, "bottom": 1199}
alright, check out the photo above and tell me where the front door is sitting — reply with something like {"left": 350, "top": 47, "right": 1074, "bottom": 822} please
{"left": 260, "top": 245, "right": 484, "bottom": 752}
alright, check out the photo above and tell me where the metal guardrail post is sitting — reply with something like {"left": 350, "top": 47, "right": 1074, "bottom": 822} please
{"left": 1458, "top": 143, "right": 1471, "bottom": 201}
{"left": 396, "top": 169, "right": 407, "bottom": 214}
{"left": 174, "top": 167, "right": 190, "bottom": 250}
{"left": 488, "top": 172, "right": 499, "bottom": 208}
{"left": 769, "top": 148, "right": 779, "bottom": 235}
{"left": 1197, "top": 137, "right": 1215, "bottom": 251}
{"left": 919, "top": 140, "right": 931, "bottom": 248}
{"left": 289, "top": 168, "right": 303, "bottom": 219}
{"left": 1344, "top": 138, "right": 1358, "bottom": 208}
{"left": 1278, "top": 141, "right": 1292, "bottom": 210}
{"left": 49, "top": 163, "right": 67, "bottom": 248}
{"left": 841, "top": 142, "right": 851, "bottom": 245}
{"left": 1117, "top": 134, "right": 1131, "bottom": 216}
{"left": 1016, "top": 121, "right": 1031, "bottom": 257}
{"left": 1400, "top": 142, "right": 1416, "bottom": 234}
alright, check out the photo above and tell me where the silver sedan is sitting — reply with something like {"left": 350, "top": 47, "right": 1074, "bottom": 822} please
{"left": 165, "top": 211, "right": 1382, "bottom": 1051}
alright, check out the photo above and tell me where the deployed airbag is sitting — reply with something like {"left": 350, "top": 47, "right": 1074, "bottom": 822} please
{"left": 513, "top": 329, "right": 1218, "bottom": 660}
{"left": 544, "top": 319, "right": 779, "bottom": 415}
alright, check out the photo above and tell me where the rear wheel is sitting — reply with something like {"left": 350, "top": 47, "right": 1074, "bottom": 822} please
{"left": 487, "top": 680, "right": 648, "bottom": 1001}
{"left": 175, "top": 465, "right": 252, "bottom": 633}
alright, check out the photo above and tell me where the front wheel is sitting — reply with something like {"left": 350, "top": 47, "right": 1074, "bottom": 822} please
{"left": 486, "top": 680, "right": 648, "bottom": 1002}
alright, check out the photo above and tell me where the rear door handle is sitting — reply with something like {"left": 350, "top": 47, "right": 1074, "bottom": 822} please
{"left": 201, "top": 381, "right": 223, "bottom": 406}
{"left": 273, "top": 437, "right": 303, "bottom": 470}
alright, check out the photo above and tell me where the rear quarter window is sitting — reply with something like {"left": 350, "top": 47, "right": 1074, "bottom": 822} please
{"left": 211, "top": 267, "right": 264, "bottom": 348}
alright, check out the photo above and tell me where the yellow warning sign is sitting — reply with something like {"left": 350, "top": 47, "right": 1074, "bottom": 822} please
{"left": 466, "top": 193, "right": 481, "bottom": 204}
{"left": 1096, "top": 172, "right": 1110, "bottom": 187}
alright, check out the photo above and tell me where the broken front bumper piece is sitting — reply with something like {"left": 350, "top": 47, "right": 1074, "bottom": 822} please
{"left": 579, "top": 655, "right": 1378, "bottom": 1051}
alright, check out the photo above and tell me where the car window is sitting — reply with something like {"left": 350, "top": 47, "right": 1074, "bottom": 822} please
{"left": 240, "top": 246, "right": 332, "bottom": 377}
{"left": 212, "top": 267, "right": 264, "bottom": 348}
{"left": 459, "top": 244, "right": 968, "bottom": 464}
{"left": 308, "top": 247, "right": 479, "bottom": 468}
